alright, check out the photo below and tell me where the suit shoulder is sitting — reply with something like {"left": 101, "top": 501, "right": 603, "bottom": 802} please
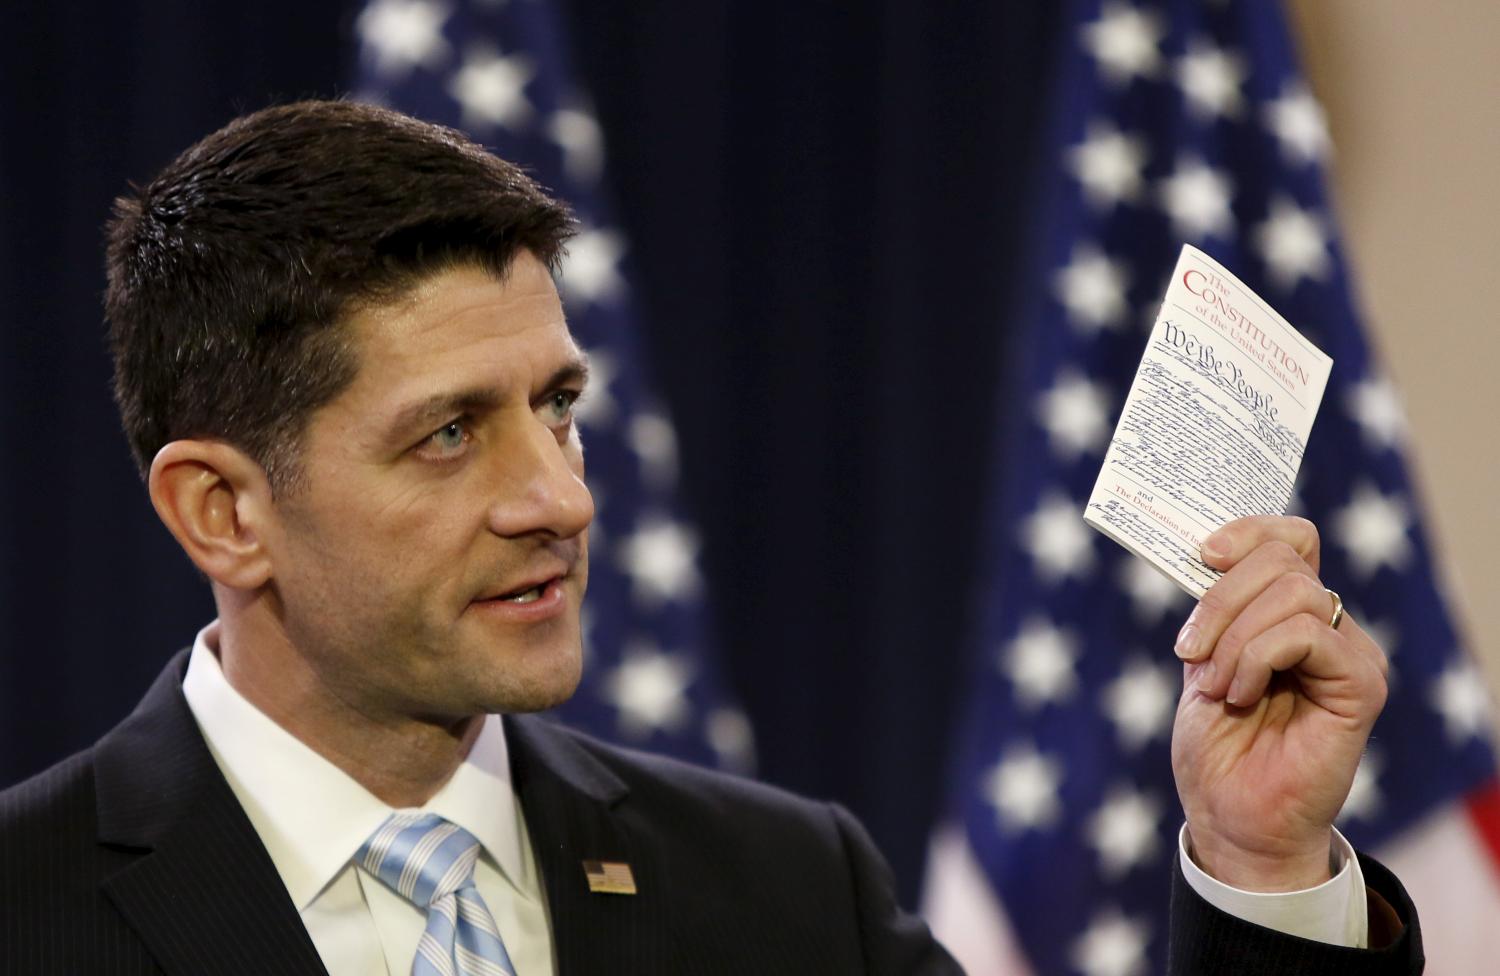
{"left": 521, "top": 720, "right": 961, "bottom": 974}
{"left": 0, "top": 747, "right": 98, "bottom": 831}
{"left": 542, "top": 720, "right": 839, "bottom": 827}
{"left": 0, "top": 747, "right": 105, "bottom": 899}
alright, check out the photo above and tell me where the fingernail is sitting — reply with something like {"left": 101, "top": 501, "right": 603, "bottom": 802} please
{"left": 1195, "top": 662, "right": 1217, "bottom": 695}
{"left": 1175, "top": 623, "right": 1201, "bottom": 660}
{"left": 1226, "top": 677, "right": 1244, "bottom": 706}
{"left": 1201, "top": 534, "right": 1231, "bottom": 560}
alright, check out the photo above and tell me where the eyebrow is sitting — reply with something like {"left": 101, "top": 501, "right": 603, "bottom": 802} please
{"left": 383, "top": 356, "right": 592, "bottom": 444}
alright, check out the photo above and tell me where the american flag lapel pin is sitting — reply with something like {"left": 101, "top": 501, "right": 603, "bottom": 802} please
{"left": 582, "top": 860, "right": 637, "bottom": 895}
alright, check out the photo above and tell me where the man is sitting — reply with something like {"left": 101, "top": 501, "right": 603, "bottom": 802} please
{"left": 0, "top": 100, "right": 1419, "bottom": 974}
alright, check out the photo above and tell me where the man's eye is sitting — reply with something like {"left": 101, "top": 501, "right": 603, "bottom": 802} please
{"left": 424, "top": 419, "right": 471, "bottom": 457}
{"left": 544, "top": 390, "right": 582, "bottom": 426}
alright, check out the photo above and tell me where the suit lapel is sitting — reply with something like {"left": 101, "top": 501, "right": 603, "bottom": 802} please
{"left": 93, "top": 651, "right": 329, "bottom": 976}
{"left": 91, "top": 656, "right": 665, "bottom": 975}
{"left": 507, "top": 715, "right": 668, "bottom": 976}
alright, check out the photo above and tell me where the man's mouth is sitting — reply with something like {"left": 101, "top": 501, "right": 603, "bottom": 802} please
{"left": 494, "top": 582, "right": 548, "bottom": 604}
{"left": 479, "top": 574, "right": 565, "bottom": 604}
{"left": 470, "top": 572, "right": 571, "bottom": 622}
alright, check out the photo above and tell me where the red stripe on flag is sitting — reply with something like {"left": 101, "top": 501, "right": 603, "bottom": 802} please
{"left": 1463, "top": 779, "right": 1500, "bottom": 870}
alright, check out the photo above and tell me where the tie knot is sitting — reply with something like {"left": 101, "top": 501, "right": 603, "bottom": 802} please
{"left": 357, "top": 812, "right": 482, "bottom": 907}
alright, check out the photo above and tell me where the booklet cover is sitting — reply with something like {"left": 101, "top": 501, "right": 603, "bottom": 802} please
{"left": 1084, "top": 244, "right": 1332, "bottom": 597}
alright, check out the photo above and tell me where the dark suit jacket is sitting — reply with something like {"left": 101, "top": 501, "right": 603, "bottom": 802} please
{"left": 0, "top": 652, "right": 1423, "bottom": 975}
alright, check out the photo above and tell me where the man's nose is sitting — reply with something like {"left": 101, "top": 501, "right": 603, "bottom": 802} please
{"left": 485, "top": 420, "right": 594, "bottom": 540}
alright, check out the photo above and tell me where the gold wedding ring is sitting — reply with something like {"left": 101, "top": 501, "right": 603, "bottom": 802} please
{"left": 1325, "top": 588, "right": 1345, "bottom": 630}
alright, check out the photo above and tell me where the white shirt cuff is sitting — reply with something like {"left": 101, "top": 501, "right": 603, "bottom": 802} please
{"left": 1178, "top": 823, "right": 1368, "bottom": 948}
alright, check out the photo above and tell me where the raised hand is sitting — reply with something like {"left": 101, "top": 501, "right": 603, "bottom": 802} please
{"left": 1170, "top": 515, "right": 1389, "bottom": 891}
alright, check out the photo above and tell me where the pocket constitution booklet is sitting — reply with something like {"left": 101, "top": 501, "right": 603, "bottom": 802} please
{"left": 1083, "top": 244, "right": 1332, "bottom": 598}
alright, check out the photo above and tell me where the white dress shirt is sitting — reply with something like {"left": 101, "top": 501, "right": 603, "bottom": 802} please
{"left": 181, "top": 621, "right": 555, "bottom": 976}
{"left": 1179, "top": 824, "right": 1367, "bottom": 947}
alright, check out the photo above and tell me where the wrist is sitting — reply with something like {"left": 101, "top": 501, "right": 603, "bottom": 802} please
{"left": 1186, "top": 824, "right": 1335, "bottom": 893}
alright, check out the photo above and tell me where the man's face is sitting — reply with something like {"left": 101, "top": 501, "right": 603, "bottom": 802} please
{"left": 264, "top": 253, "right": 593, "bottom": 723}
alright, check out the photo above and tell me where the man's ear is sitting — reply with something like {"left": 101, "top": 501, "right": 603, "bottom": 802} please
{"left": 148, "top": 440, "right": 276, "bottom": 590}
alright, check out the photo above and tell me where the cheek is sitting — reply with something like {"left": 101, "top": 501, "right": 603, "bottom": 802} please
{"left": 283, "top": 529, "right": 397, "bottom": 620}
{"left": 362, "top": 490, "right": 499, "bottom": 604}
{"left": 356, "top": 470, "right": 480, "bottom": 541}
{"left": 276, "top": 462, "right": 495, "bottom": 617}
{"left": 279, "top": 501, "right": 430, "bottom": 609}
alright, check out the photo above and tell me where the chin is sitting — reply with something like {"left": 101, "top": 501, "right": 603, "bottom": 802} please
{"left": 476, "top": 641, "right": 584, "bottom": 715}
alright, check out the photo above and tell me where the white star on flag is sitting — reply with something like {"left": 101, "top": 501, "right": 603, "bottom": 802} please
{"left": 1021, "top": 491, "right": 1097, "bottom": 583}
{"left": 357, "top": 0, "right": 452, "bottom": 77}
{"left": 1332, "top": 482, "right": 1412, "bottom": 579}
{"left": 1175, "top": 39, "right": 1247, "bottom": 120}
{"left": 1067, "top": 122, "right": 1149, "bottom": 209}
{"left": 1118, "top": 557, "right": 1189, "bottom": 624}
{"left": 1347, "top": 375, "right": 1408, "bottom": 451}
{"left": 448, "top": 47, "right": 536, "bottom": 131}
{"left": 1158, "top": 157, "right": 1235, "bottom": 241}
{"left": 1430, "top": 660, "right": 1495, "bottom": 745}
{"left": 984, "top": 744, "right": 1065, "bottom": 832}
{"left": 1054, "top": 244, "right": 1130, "bottom": 333}
{"left": 1254, "top": 196, "right": 1330, "bottom": 290}
{"left": 705, "top": 707, "right": 756, "bottom": 774}
{"left": 558, "top": 226, "right": 627, "bottom": 308}
{"left": 1100, "top": 656, "right": 1178, "bottom": 750}
{"left": 1265, "top": 82, "right": 1331, "bottom": 165}
{"left": 1081, "top": 1, "right": 1164, "bottom": 86}
{"left": 1037, "top": 370, "right": 1112, "bottom": 459}
{"left": 616, "top": 514, "right": 703, "bottom": 605}
{"left": 1337, "top": 747, "right": 1383, "bottom": 824}
{"left": 603, "top": 643, "right": 694, "bottom": 737}
{"left": 627, "top": 409, "right": 680, "bottom": 490}
{"left": 1070, "top": 909, "right": 1150, "bottom": 976}
{"left": 546, "top": 106, "right": 605, "bottom": 184}
{"left": 1000, "top": 617, "right": 1081, "bottom": 709}
{"left": 1086, "top": 786, "right": 1162, "bottom": 877}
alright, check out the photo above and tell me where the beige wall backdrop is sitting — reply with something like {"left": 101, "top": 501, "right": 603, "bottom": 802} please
{"left": 1289, "top": 1, "right": 1500, "bottom": 699}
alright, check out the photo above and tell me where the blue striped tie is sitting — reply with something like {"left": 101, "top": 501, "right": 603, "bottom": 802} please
{"left": 358, "top": 812, "right": 518, "bottom": 976}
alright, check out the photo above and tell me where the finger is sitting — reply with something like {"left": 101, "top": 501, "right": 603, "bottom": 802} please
{"left": 1328, "top": 608, "right": 1390, "bottom": 681}
{"left": 1220, "top": 614, "right": 1324, "bottom": 707}
{"left": 1193, "top": 571, "right": 1332, "bottom": 701}
{"left": 1201, "top": 515, "right": 1321, "bottom": 575}
{"left": 1218, "top": 614, "right": 1385, "bottom": 714}
{"left": 1181, "top": 659, "right": 1209, "bottom": 697}
{"left": 1173, "top": 539, "right": 1317, "bottom": 664}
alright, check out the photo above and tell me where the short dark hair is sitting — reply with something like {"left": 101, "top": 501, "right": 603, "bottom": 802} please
{"left": 105, "top": 99, "right": 576, "bottom": 494}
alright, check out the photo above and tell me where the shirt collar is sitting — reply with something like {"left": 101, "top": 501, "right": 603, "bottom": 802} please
{"left": 181, "top": 620, "right": 531, "bottom": 910}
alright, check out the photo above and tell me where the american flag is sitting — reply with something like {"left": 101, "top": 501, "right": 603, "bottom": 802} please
{"left": 924, "top": 2, "right": 1500, "bottom": 974}
{"left": 353, "top": 0, "right": 753, "bottom": 774}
